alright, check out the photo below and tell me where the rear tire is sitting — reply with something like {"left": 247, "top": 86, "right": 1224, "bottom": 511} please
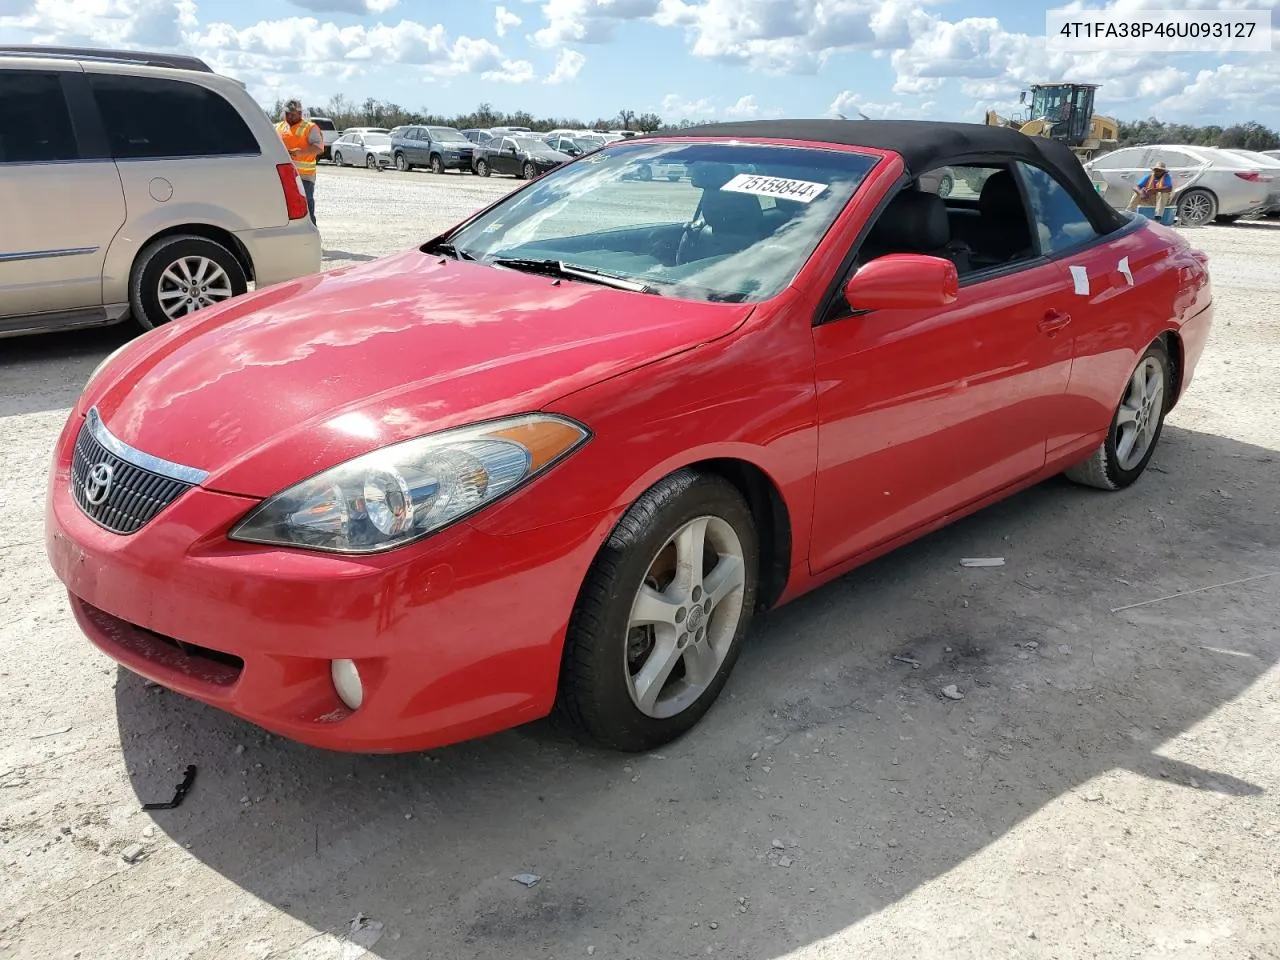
{"left": 1064, "top": 339, "right": 1171, "bottom": 490}
{"left": 129, "top": 235, "right": 247, "bottom": 332}
{"left": 394, "top": 153, "right": 410, "bottom": 172}
{"left": 1176, "top": 188, "right": 1216, "bottom": 226}
{"left": 556, "top": 469, "right": 760, "bottom": 752}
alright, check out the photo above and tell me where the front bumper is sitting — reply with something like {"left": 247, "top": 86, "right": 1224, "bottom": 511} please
{"left": 44, "top": 412, "right": 608, "bottom": 753}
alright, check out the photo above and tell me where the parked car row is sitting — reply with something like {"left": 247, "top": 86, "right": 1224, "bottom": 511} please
{"left": 316, "top": 122, "right": 651, "bottom": 179}
{"left": 1083, "top": 143, "right": 1280, "bottom": 226}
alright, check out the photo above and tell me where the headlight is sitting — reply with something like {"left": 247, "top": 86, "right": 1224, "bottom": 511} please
{"left": 229, "top": 413, "right": 590, "bottom": 554}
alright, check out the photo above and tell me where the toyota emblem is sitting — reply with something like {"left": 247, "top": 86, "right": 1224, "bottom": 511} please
{"left": 83, "top": 462, "right": 115, "bottom": 505}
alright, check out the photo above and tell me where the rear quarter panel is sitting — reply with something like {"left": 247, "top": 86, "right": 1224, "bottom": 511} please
{"left": 1059, "top": 219, "right": 1212, "bottom": 444}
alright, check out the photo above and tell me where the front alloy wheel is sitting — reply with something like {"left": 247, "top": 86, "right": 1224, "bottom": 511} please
{"left": 1065, "top": 339, "right": 1171, "bottom": 490}
{"left": 558, "top": 469, "right": 759, "bottom": 751}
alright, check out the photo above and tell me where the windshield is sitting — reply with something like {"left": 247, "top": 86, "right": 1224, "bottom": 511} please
{"left": 363, "top": 134, "right": 391, "bottom": 145}
{"left": 443, "top": 141, "right": 877, "bottom": 304}
{"left": 431, "top": 127, "right": 469, "bottom": 142}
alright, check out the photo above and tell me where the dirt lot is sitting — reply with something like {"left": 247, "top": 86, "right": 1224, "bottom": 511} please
{"left": 2, "top": 165, "right": 1278, "bottom": 960}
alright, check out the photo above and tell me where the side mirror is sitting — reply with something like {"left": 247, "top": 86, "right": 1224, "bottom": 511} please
{"left": 843, "top": 254, "right": 959, "bottom": 312}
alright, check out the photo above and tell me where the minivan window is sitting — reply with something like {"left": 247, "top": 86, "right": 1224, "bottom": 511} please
{"left": 0, "top": 71, "right": 79, "bottom": 164}
{"left": 88, "top": 75, "right": 260, "bottom": 160}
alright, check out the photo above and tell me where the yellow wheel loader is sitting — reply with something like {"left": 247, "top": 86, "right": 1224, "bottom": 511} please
{"left": 985, "top": 83, "right": 1119, "bottom": 162}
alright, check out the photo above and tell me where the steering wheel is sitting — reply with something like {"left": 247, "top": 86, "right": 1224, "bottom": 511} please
{"left": 674, "top": 216, "right": 708, "bottom": 266}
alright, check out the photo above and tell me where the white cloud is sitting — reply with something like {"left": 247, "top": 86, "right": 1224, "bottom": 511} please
{"left": 545, "top": 47, "right": 585, "bottom": 83}
{"left": 483, "top": 57, "right": 535, "bottom": 82}
{"left": 660, "top": 92, "right": 716, "bottom": 119}
{"left": 1, "top": 0, "right": 191, "bottom": 47}
{"left": 828, "top": 89, "right": 937, "bottom": 120}
{"left": 1153, "top": 61, "right": 1280, "bottom": 122}
{"left": 284, "top": 0, "right": 398, "bottom": 14}
{"left": 494, "top": 4, "right": 521, "bottom": 37}
{"left": 724, "top": 94, "right": 760, "bottom": 118}
{"left": 531, "top": 0, "right": 660, "bottom": 47}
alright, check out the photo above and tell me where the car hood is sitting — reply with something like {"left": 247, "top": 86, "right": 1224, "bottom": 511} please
{"left": 87, "top": 247, "right": 753, "bottom": 498}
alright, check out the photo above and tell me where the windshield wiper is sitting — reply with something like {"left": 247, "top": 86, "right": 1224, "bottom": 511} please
{"left": 427, "top": 240, "right": 475, "bottom": 261}
{"left": 489, "top": 257, "right": 658, "bottom": 294}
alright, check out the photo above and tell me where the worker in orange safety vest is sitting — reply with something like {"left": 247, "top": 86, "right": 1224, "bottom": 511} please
{"left": 276, "top": 99, "right": 323, "bottom": 224}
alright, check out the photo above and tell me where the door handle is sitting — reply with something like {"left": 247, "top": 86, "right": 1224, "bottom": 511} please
{"left": 1039, "top": 310, "right": 1072, "bottom": 334}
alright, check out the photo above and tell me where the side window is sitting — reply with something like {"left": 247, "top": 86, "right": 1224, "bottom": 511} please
{"left": 1089, "top": 148, "right": 1141, "bottom": 171}
{"left": 0, "top": 70, "right": 79, "bottom": 163}
{"left": 1016, "top": 161, "right": 1099, "bottom": 255}
{"left": 88, "top": 75, "right": 260, "bottom": 160}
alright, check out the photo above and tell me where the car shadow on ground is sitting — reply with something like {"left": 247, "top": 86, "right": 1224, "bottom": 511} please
{"left": 1, "top": 325, "right": 134, "bottom": 418}
{"left": 114, "top": 423, "right": 1279, "bottom": 960}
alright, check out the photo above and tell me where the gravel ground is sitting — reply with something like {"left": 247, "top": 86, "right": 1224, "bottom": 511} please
{"left": 2, "top": 166, "right": 1278, "bottom": 960}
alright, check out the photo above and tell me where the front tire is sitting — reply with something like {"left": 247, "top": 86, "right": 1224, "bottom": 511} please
{"left": 366, "top": 153, "right": 378, "bottom": 170}
{"left": 522, "top": 161, "right": 536, "bottom": 180}
{"left": 129, "top": 235, "right": 247, "bottom": 332}
{"left": 557, "top": 469, "right": 760, "bottom": 752}
{"left": 430, "top": 154, "right": 444, "bottom": 174}
{"left": 476, "top": 158, "right": 490, "bottom": 177}
{"left": 1064, "top": 339, "right": 1171, "bottom": 490}
{"left": 332, "top": 150, "right": 344, "bottom": 166}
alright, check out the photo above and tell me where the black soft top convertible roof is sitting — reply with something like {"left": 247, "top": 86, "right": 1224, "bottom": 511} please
{"left": 668, "top": 118, "right": 1128, "bottom": 234}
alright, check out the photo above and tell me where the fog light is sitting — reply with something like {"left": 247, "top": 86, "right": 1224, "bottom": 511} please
{"left": 331, "top": 659, "right": 363, "bottom": 710}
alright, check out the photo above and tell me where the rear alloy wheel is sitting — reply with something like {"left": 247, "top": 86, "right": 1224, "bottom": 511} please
{"left": 1176, "top": 188, "right": 1216, "bottom": 226}
{"left": 522, "top": 161, "right": 536, "bottom": 180}
{"left": 129, "top": 235, "right": 247, "bottom": 331}
{"left": 1064, "top": 339, "right": 1171, "bottom": 490}
{"left": 476, "top": 158, "right": 490, "bottom": 177}
{"left": 557, "top": 469, "right": 759, "bottom": 752}
{"left": 394, "top": 153, "right": 409, "bottom": 172}
{"left": 430, "top": 154, "right": 444, "bottom": 174}
{"left": 937, "top": 174, "right": 954, "bottom": 197}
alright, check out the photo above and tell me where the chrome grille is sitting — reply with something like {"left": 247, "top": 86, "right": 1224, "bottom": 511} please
{"left": 69, "top": 408, "right": 206, "bottom": 535}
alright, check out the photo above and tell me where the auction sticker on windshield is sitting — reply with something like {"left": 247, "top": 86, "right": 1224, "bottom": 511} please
{"left": 721, "top": 174, "right": 828, "bottom": 203}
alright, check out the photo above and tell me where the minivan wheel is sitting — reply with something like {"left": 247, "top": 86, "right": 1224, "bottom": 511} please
{"left": 130, "top": 235, "right": 247, "bottom": 331}
{"left": 430, "top": 154, "right": 444, "bottom": 174}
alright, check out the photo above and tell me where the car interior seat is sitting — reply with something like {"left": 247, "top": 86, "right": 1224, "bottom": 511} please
{"left": 975, "top": 170, "right": 1035, "bottom": 262}
{"left": 677, "top": 162, "right": 770, "bottom": 263}
{"left": 858, "top": 189, "right": 971, "bottom": 275}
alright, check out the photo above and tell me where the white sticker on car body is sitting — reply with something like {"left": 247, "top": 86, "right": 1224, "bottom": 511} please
{"left": 1069, "top": 264, "right": 1089, "bottom": 295}
{"left": 1118, "top": 255, "right": 1134, "bottom": 286}
{"left": 721, "top": 173, "right": 828, "bottom": 203}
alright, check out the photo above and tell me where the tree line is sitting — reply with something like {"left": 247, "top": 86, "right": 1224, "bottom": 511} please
{"left": 267, "top": 95, "right": 1279, "bottom": 150}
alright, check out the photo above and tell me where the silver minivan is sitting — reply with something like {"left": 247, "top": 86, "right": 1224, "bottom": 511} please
{"left": 0, "top": 45, "right": 322, "bottom": 339}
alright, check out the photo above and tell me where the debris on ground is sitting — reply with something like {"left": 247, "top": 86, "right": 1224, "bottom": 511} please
{"left": 777, "top": 856, "right": 793, "bottom": 868}
{"left": 941, "top": 685, "right": 965, "bottom": 701}
{"left": 1083, "top": 791, "right": 1104, "bottom": 802}
{"left": 120, "top": 843, "right": 146, "bottom": 864}
{"left": 770, "top": 838, "right": 786, "bottom": 850}
{"left": 892, "top": 655, "right": 921, "bottom": 669}
{"left": 960, "top": 557, "right": 1005, "bottom": 567}
{"left": 343, "top": 914, "right": 384, "bottom": 958}
{"left": 142, "top": 765, "right": 197, "bottom": 811}
{"left": 511, "top": 873, "right": 541, "bottom": 887}
{"left": 30, "top": 725, "right": 72, "bottom": 740}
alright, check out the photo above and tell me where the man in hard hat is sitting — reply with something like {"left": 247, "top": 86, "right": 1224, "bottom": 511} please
{"left": 1127, "top": 158, "right": 1174, "bottom": 217}
{"left": 276, "top": 99, "right": 323, "bottom": 224}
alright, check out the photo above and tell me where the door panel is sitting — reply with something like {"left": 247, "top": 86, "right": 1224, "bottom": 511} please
{"left": 0, "top": 69, "right": 126, "bottom": 318}
{"left": 809, "top": 262, "right": 1075, "bottom": 573}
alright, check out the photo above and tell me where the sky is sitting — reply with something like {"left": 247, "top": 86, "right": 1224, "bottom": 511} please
{"left": 1, "top": 0, "right": 1277, "bottom": 127}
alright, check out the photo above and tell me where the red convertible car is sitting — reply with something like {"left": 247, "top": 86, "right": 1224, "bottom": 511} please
{"left": 45, "top": 120, "right": 1214, "bottom": 754}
